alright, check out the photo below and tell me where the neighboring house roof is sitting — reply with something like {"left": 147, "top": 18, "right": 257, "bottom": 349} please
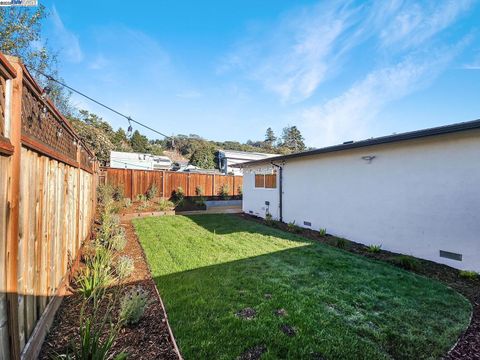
{"left": 218, "top": 149, "right": 278, "bottom": 161}
{"left": 236, "top": 119, "right": 480, "bottom": 167}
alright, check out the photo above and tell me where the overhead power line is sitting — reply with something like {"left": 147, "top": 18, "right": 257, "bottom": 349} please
{"left": 28, "top": 66, "right": 173, "bottom": 140}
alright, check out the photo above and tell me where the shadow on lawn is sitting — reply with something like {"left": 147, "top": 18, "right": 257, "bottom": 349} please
{"left": 147, "top": 223, "right": 471, "bottom": 360}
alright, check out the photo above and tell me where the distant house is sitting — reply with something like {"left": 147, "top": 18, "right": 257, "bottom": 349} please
{"left": 217, "top": 150, "right": 277, "bottom": 175}
{"left": 237, "top": 119, "right": 480, "bottom": 272}
{"left": 110, "top": 151, "right": 172, "bottom": 170}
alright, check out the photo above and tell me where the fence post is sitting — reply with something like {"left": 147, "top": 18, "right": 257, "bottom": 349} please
{"left": 232, "top": 175, "right": 236, "bottom": 196}
{"left": 212, "top": 174, "right": 215, "bottom": 196}
{"left": 5, "top": 56, "right": 22, "bottom": 359}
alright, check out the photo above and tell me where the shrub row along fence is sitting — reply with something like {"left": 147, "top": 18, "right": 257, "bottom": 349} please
{"left": 101, "top": 168, "right": 243, "bottom": 200}
{"left": 0, "top": 54, "right": 98, "bottom": 359}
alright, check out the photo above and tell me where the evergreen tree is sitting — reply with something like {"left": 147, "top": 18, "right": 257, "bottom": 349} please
{"left": 130, "top": 130, "right": 150, "bottom": 153}
{"left": 264, "top": 127, "right": 277, "bottom": 148}
{"left": 281, "top": 126, "right": 306, "bottom": 152}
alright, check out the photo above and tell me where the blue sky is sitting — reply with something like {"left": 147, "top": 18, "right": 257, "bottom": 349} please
{"left": 41, "top": 0, "right": 480, "bottom": 147}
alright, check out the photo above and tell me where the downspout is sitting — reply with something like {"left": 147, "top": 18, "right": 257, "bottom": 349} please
{"left": 270, "top": 161, "right": 284, "bottom": 223}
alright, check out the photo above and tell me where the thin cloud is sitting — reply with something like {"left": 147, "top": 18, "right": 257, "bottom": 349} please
{"left": 175, "top": 90, "right": 203, "bottom": 99}
{"left": 380, "top": 0, "right": 473, "bottom": 49}
{"left": 51, "top": 6, "right": 83, "bottom": 63}
{"left": 300, "top": 45, "right": 467, "bottom": 147}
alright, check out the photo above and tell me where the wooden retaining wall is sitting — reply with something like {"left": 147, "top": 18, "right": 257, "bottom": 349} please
{"left": 0, "top": 54, "right": 98, "bottom": 359}
{"left": 102, "top": 168, "right": 243, "bottom": 200}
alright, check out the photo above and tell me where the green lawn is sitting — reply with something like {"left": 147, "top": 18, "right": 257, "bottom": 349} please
{"left": 133, "top": 214, "right": 471, "bottom": 360}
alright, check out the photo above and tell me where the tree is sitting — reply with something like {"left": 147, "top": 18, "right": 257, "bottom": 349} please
{"left": 265, "top": 127, "right": 277, "bottom": 148}
{"left": 130, "top": 130, "right": 150, "bottom": 153}
{"left": 281, "top": 126, "right": 306, "bottom": 152}
{"left": 0, "top": 5, "right": 73, "bottom": 115}
{"left": 68, "top": 111, "right": 115, "bottom": 165}
{"left": 189, "top": 143, "right": 216, "bottom": 169}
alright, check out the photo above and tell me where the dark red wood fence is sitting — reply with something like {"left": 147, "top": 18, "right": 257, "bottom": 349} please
{"left": 102, "top": 168, "right": 243, "bottom": 200}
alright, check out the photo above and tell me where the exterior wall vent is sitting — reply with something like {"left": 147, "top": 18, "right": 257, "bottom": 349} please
{"left": 303, "top": 221, "right": 311, "bottom": 227}
{"left": 439, "top": 250, "right": 462, "bottom": 261}
{"left": 248, "top": 210, "right": 253, "bottom": 214}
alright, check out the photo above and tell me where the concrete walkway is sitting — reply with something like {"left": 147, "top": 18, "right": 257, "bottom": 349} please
{"left": 177, "top": 205, "right": 242, "bottom": 215}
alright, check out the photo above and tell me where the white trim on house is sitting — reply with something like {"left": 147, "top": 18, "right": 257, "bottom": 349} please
{"left": 240, "top": 121, "right": 480, "bottom": 272}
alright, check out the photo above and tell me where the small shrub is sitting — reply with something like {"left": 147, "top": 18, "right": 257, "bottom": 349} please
{"left": 459, "top": 270, "right": 478, "bottom": 280}
{"left": 76, "top": 252, "right": 114, "bottom": 300}
{"left": 123, "top": 198, "right": 132, "bottom": 208}
{"left": 265, "top": 212, "right": 273, "bottom": 226}
{"left": 112, "top": 186, "right": 124, "bottom": 202}
{"left": 116, "top": 256, "right": 134, "bottom": 280}
{"left": 120, "top": 287, "right": 150, "bottom": 325}
{"left": 65, "top": 309, "right": 126, "bottom": 360}
{"left": 100, "top": 211, "right": 120, "bottom": 241}
{"left": 336, "top": 238, "right": 347, "bottom": 249}
{"left": 366, "top": 244, "right": 382, "bottom": 253}
{"left": 318, "top": 228, "right": 327, "bottom": 237}
{"left": 146, "top": 185, "right": 157, "bottom": 200}
{"left": 158, "top": 198, "right": 174, "bottom": 211}
{"left": 237, "top": 185, "right": 243, "bottom": 196}
{"left": 218, "top": 184, "right": 230, "bottom": 200}
{"left": 195, "top": 186, "right": 206, "bottom": 206}
{"left": 172, "top": 187, "right": 185, "bottom": 203}
{"left": 287, "top": 221, "right": 302, "bottom": 234}
{"left": 393, "top": 255, "right": 419, "bottom": 271}
{"left": 137, "top": 199, "right": 149, "bottom": 211}
{"left": 110, "top": 229, "right": 127, "bottom": 252}
{"left": 97, "top": 184, "right": 113, "bottom": 206}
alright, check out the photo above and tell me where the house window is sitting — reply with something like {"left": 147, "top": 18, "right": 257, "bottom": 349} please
{"left": 255, "top": 174, "right": 277, "bottom": 189}
{"left": 255, "top": 174, "right": 265, "bottom": 188}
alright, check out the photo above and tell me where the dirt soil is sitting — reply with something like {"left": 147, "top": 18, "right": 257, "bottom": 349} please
{"left": 240, "top": 213, "right": 480, "bottom": 360}
{"left": 39, "top": 221, "right": 180, "bottom": 360}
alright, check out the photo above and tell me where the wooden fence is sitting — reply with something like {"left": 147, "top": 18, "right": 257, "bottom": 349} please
{"left": 0, "top": 54, "right": 98, "bottom": 359}
{"left": 102, "top": 168, "right": 243, "bottom": 200}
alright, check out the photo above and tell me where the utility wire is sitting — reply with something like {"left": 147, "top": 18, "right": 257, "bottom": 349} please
{"left": 28, "top": 66, "right": 173, "bottom": 140}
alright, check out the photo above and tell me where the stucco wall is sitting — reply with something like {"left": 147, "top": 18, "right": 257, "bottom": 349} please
{"left": 242, "top": 169, "right": 280, "bottom": 219}
{"left": 243, "top": 130, "right": 480, "bottom": 271}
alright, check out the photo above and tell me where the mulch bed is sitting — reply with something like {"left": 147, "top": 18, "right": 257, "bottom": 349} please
{"left": 240, "top": 213, "right": 480, "bottom": 360}
{"left": 39, "top": 221, "right": 180, "bottom": 359}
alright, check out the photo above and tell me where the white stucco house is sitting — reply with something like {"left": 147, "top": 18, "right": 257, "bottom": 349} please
{"left": 217, "top": 149, "right": 277, "bottom": 175}
{"left": 110, "top": 151, "right": 172, "bottom": 170}
{"left": 238, "top": 119, "right": 480, "bottom": 271}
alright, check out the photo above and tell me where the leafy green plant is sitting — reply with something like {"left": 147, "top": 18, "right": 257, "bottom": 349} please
{"left": 123, "top": 198, "right": 132, "bottom": 208}
{"left": 97, "top": 184, "right": 113, "bottom": 206}
{"left": 146, "top": 185, "right": 157, "bottom": 201}
{"left": 287, "top": 221, "right": 302, "bottom": 234}
{"left": 110, "top": 229, "right": 127, "bottom": 252}
{"left": 318, "top": 228, "right": 327, "bottom": 237}
{"left": 112, "top": 186, "right": 124, "bottom": 202}
{"left": 218, "top": 184, "right": 230, "bottom": 200}
{"left": 336, "top": 238, "right": 347, "bottom": 249}
{"left": 265, "top": 212, "right": 273, "bottom": 226}
{"left": 137, "top": 198, "right": 149, "bottom": 211}
{"left": 367, "top": 244, "right": 382, "bottom": 253}
{"left": 158, "top": 198, "right": 175, "bottom": 211}
{"left": 172, "top": 187, "right": 185, "bottom": 203}
{"left": 195, "top": 186, "right": 206, "bottom": 205}
{"left": 459, "top": 270, "right": 478, "bottom": 280}
{"left": 60, "top": 304, "right": 126, "bottom": 360}
{"left": 120, "top": 287, "right": 150, "bottom": 325}
{"left": 76, "top": 247, "right": 114, "bottom": 300}
{"left": 393, "top": 255, "right": 419, "bottom": 271}
{"left": 116, "top": 256, "right": 134, "bottom": 280}
{"left": 237, "top": 185, "right": 243, "bottom": 196}
{"left": 136, "top": 194, "right": 146, "bottom": 202}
